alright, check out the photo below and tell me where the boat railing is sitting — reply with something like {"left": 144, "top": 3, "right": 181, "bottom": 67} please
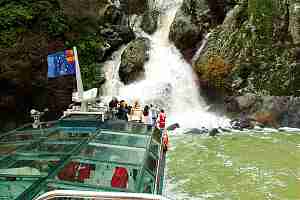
{"left": 154, "top": 133, "right": 166, "bottom": 195}
{"left": 34, "top": 190, "right": 169, "bottom": 200}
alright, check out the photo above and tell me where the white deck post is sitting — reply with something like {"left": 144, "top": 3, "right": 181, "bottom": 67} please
{"left": 73, "top": 46, "right": 87, "bottom": 112}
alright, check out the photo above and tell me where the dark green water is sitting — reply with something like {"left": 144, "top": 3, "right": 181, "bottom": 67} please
{"left": 166, "top": 132, "right": 300, "bottom": 200}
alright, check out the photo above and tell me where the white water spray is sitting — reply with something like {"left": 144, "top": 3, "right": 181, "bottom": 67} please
{"left": 103, "top": 0, "right": 230, "bottom": 129}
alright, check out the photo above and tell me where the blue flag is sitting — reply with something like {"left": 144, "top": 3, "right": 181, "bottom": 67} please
{"left": 47, "top": 50, "right": 76, "bottom": 78}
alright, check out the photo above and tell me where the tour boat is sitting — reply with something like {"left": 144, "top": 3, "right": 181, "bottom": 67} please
{"left": 0, "top": 47, "right": 168, "bottom": 200}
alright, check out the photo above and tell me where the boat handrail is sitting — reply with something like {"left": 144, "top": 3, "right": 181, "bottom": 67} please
{"left": 34, "top": 190, "right": 170, "bottom": 200}
{"left": 154, "top": 135, "right": 165, "bottom": 194}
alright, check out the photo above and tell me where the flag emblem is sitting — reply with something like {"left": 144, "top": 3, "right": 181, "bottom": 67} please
{"left": 47, "top": 50, "right": 76, "bottom": 78}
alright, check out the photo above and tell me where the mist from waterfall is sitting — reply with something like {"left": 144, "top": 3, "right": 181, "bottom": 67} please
{"left": 103, "top": 0, "right": 230, "bottom": 129}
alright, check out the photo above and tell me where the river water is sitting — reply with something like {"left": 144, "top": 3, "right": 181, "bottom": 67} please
{"left": 164, "top": 131, "right": 300, "bottom": 200}
{"left": 102, "top": 0, "right": 300, "bottom": 199}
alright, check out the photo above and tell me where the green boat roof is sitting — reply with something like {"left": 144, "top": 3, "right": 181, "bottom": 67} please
{"left": 0, "top": 114, "right": 165, "bottom": 200}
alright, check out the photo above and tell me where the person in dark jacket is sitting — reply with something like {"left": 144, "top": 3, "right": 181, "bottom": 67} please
{"left": 116, "top": 100, "right": 128, "bottom": 121}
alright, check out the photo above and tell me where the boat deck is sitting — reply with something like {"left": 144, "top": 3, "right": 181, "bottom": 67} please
{"left": 0, "top": 115, "right": 165, "bottom": 200}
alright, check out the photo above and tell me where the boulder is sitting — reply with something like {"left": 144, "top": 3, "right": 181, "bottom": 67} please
{"left": 235, "top": 93, "right": 259, "bottom": 111}
{"left": 169, "top": 0, "right": 233, "bottom": 58}
{"left": 209, "top": 128, "right": 220, "bottom": 136}
{"left": 226, "top": 94, "right": 300, "bottom": 128}
{"left": 99, "top": 25, "right": 135, "bottom": 52}
{"left": 141, "top": 10, "right": 159, "bottom": 34}
{"left": 169, "top": 0, "right": 208, "bottom": 55}
{"left": 183, "top": 127, "right": 208, "bottom": 135}
{"left": 167, "top": 123, "right": 180, "bottom": 131}
{"left": 119, "top": 37, "right": 150, "bottom": 84}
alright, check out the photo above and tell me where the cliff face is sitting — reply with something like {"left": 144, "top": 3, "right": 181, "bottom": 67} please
{"left": 170, "top": 0, "right": 300, "bottom": 127}
{"left": 169, "top": 0, "right": 235, "bottom": 61}
{"left": 0, "top": 0, "right": 138, "bottom": 131}
{"left": 194, "top": 0, "right": 297, "bottom": 97}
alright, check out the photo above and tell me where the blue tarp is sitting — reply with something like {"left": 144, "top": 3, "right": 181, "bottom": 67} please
{"left": 47, "top": 50, "right": 76, "bottom": 78}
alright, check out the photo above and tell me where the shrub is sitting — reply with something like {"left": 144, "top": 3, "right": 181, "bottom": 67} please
{"left": 195, "top": 55, "right": 233, "bottom": 92}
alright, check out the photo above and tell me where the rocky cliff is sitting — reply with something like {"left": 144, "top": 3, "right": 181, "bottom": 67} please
{"left": 170, "top": 0, "right": 300, "bottom": 127}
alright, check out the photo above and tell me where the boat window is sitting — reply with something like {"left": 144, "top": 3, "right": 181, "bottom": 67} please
{"left": 0, "top": 179, "right": 35, "bottom": 199}
{"left": 47, "top": 130, "right": 91, "bottom": 140}
{"left": 0, "top": 159, "right": 60, "bottom": 177}
{"left": 94, "top": 131, "right": 149, "bottom": 148}
{"left": 102, "top": 121, "right": 151, "bottom": 135}
{"left": 78, "top": 145, "right": 146, "bottom": 165}
{"left": 0, "top": 143, "right": 23, "bottom": 155}
{"left": 16, "top": 140, "right": 79, "bottom": 156}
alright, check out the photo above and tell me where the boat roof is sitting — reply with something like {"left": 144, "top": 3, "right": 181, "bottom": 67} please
{"left": 0, "top": 114, "right": 164, "bottom": 200}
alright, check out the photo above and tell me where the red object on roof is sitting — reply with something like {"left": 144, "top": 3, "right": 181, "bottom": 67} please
{"left": 58, "top": 162, "right": 78, "bottom": 181}
{"left": 78, "top": 164, "right": 91, "bottom": 182}
{"left": 111, "top": 167, "right": 128, "bottom": 188}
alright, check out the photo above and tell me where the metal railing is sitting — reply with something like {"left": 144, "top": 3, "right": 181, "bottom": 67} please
{"left": 35, "top": 190, "right": 169, "bottom": 200}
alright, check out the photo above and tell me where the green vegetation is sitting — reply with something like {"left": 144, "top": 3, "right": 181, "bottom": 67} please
{"left": 194, "top": 0, "right": 296, "bottom": 96}
{"left": 66, "top": 36, "right": 107, "bottom": 89}
{"left": 168, "top": 133, "right": 300, "bottom": 199}
{"left": 0, "top": 0, "right": 112, "bottom": 89}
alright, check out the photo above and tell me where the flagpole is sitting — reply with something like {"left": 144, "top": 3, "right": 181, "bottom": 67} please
{"left": 73, "top": 46, "right": 87, "bottom": 112}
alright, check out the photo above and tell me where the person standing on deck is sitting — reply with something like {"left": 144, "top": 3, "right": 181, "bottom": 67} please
{"left": 150, "top": 104, "right": 157, "bottom": 128}
{"left": 156, "top": 109, "right": 166, "bottom": 135}
{"left": 130, "top": 100, "right": 143, "bottom": 122}
{"left": 143, "top": 105, "right": 153, "bottom": 131}
{"left": 116, "top": 100, "right": 128, "bottom": 121}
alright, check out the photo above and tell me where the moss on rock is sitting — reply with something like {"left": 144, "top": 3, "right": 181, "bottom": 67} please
{"left": 194, "top": 0, "right": 298, "bottom": 97}
{"left": 119, "top": 37, "right": 150, "bottom": 84}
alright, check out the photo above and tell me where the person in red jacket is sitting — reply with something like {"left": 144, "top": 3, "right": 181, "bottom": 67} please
{"left": 156, "top": 109, "right": 166, "bottom": 135}
{"left": 111, "top": 167, "right": 128, "bottom": 189}
{"left": 162, "top": 130, "right": 169, "bottom": 152}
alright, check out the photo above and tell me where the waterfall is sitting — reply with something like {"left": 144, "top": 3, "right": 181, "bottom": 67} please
{"left": 103, "top": 0, "right": 230, "bottom": 129}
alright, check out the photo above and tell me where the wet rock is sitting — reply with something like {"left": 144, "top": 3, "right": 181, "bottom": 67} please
{"left": 183, "top": 127, "right": 208, "bottom": 135}
{"left": 167, "top": 123, "right": 180, "bottom": 131}
{"left": 99, "top": 25, "right": 135, "bottom": 52}
{"left": 169, "top": 0, "right": 207, "bottom": 55}
{"left": 119, "top": 37, "right": 150, "bottom": 84}
{"left": 226, "top": 95, "right": 300, "bottom": 128}
{"left": 224, "top": 96, "right": 240, "bottom": 113}
{"left": 141, "top": 9, "right": 159, "bottom": 34}
{"left": 222, "top": 3, "right": 247, "bottom": 31}
{"left": 169, "top": 0, "right": 233, "bottom": 58}
{"left": 230, "top": 116, "right": 255, "bottom": 130}
{"left": 235, "top": 93, "right": 259, "bottom": 112}
{"left": 209, "top": 128, "right": 219, "bottom": 136}
{"left": 219, "top": 127, "right": 231, "bottom": 132}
